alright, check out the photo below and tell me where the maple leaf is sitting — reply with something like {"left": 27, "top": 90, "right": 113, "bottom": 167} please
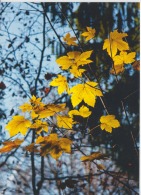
{"left": 63, "top": 33, "right": 78, "bottom": 46}
{"left": 69, "top": 105, "right": 91, "bottom": 118}
{"left": 81, "top": 152, "right": 108, "bottom": 162}
{"left": 113, "top": 51, "right": 136, "bottom": 65}
{"left": 59, "top": 138, "right": 72, "bottom": 153}
{"left": 0, "top": 139, "right": 23, "bottom": 153}
{"left": 56, "top": 51, "right": 80, "bottom": 70}
{"left": 57, "top": 115, "right": 75, "bottom": 129}
{"left": 30, "top": 95, "right": 42, "bottom": 105}
{"left": 6, "top": 116, "right": 32, "bottom": 136}
{"left": 69, "top": 66, "right": 85, "bottom": 78}
{"left": 36, "top": 134, "right": 72, "bottom": 159}
{"left": 30, "top": 120, "right": 48, "bottom": 134}
{"left": 70, "top": 81, "right": 103, "bottom": 107}
{"left": 50, "top": 75, "right": 69, "bottom": 95}
{"left": 24, "top": 143, "right": 39, "bottom": 152}
{"left": 110, "top": 64, "right": 125, "bottom": 75}
{"left": 56, "top": 51, "right": 93, "bottom": 71}
{"left": 132, "top": 60, "right": 140, "bottom": 71}
{"left": 103, "top": 30, "right": 129, "bottom": 57}
{"left": 76, "top": 50, "right": 93, "bottom": 66}
{"left": 19, "top": 103, "right": 32, "bottom": 112}
{"left": 81, "top": 27, "right": 96, "bottom": 41}
{"left": 100, "top": 115, "right": 120, "bottom": 133}
{"left": 37, "top": 103, "right": 66, "bottom": 119}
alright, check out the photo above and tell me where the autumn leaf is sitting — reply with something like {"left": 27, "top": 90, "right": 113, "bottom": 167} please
{"left": 56, "top": 51, "right": 81, "bottom": 70}
{"left": 113, "top": 51, "right": 136, "bottom": 65}
{"left": 0, "top": 139, "right": 23, "bottom": 153}
{"left": 63, "top": 33, "right": 77, "bottom": 46}
{"left": 110, "top": 64, "right": 125, "bottom": 75}
{"left": 69, "top": 105, "right": 91, "bottom": 118}
{"left": 81, "top": 27, "right": 96, "bottom": 41}
{"left": 132, "top": 60, "right": 140, "bottom": 71}
{"left": 36, "top": 134, "right": 72, "bottom": 159}
{"left": 30, "top": 95, "right": 42, "bottom": 105}
{"left": 30, "top": 120, "right": 48, "bottom": 134}
{"left": 69, "top": 66, "right": 85, "bottom": 78}
{"left": 59, "top": 138, "right": 72, "bottom": 153}
{"left": 50, "top": 74, "right": 69, "bottom": 95}
{"left": 81, "top": 152, "right": 108, "bottom": 162}
{"left": 100, "top": 115, "right": 120, "bottom": 133}
{"left": 57, "top": 115, "right": 75, "bottom": 129}
{"left": 37, "top": 103, "right": 66, "bottom": 119}
{"left": 103, "top": 30, "right": 129, "bottom": 57}
{"left": 24, "top": 143, "right": 39, "bottom": 152}
{"left": 76, "top": 50, "right": 93, "bottom": 66}
{"left": 6, "top": 116, "right": 32, "bottom": 136}
{"left": 19, "top": 103, "right": 32, "bottom": 112}
{"left": 56, "top": 51, "right": 93, "bottom": 72}
{"left": 96, "top": 164, "right": 106, "bottom": 170}
{"left": 70, "top": 81, "right": 103, "bottom": 107}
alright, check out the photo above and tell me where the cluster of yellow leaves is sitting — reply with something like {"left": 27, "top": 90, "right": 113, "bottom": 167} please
{"left": 81, "top": 27, "right": 96, "bottom": 41}
{"left": 70, "top": 81, "right": 102, "bottom": 107}
{"left": 69, "top": 105, "right": 91, "bottom": 118}
{"left": 20, "top": 95, "right": 66, "bottom": 119}
{"left": 36, "top": 133, "right": 72, "bottom": 159}
{"left": 100, "top": 115, "right": 120, "bottom": 133}
{"left": 63, "top": 33, "right": 77, "bottom": 46}
{"left": 103, "top": 30, "right": 129, "bottom": 57}
{"left": 81, "top": 152, "right": 108, "bottom": 162}
{"left": 6, "top": 96, "right": 67, "bottom": 137}
{"left": 56, "top": 50, "right": 93, "bottom": 77}
{"left": 0, "top": 139, "right": 23, "bottom": 153}
{"left": 50, "top": 74, "right": 69, "bottom": 95}
{"left": 103, "top": 29, "right": 137, "bottom": 75}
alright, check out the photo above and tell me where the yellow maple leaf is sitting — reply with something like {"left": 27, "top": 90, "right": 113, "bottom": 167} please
{"left": 81, "top": 152, "right": 108, "bottom": 162}
{"left": 103, "top": 30, "right": 129, "bottom": 57}
{"left": 24, "top": 143, "right": 39, "bottom": 152}
{"left": 69, "top": 65, "right": 85, "bottom": 78}
{"left": 70, "top": 81, "right": 103, "bottom": 107}
{"left": 50, "top": 75, "right": 69, "bottom": 95}
{"left": 113, "top": 51, "right": 136, "bottom": 65}
{"left": 63, "top": 33, "right": 78, "bottom": 46}
{"left": 56, "top": 51, "right": 93, "bottom": 71}
{"left": 19, "top": 103, "right": 32, "bottom": 112}
{"left": 56, "top": 51, "right": 80, "bottom": 70}
{"left": 36, "top": 134, "right": 58, "bottom": 144}
{"left": 0, "top": 139, "right": 23, "bottom": 153}
{"left": 37, "top": 103, "right": 66, "bottom": 119}
{"left": 30, "top": 95, "right": 42, "bottom": 105}
{"left": 57, "top": 115, "right": 75, "bottom": 129}
{"left": 36, "top": 134, "right": 72, "bottom": 159}
{"left": 75, "top": 50, "right": 93, "bottom": 66}
{"left": 110, "top": 64, "right": 125, "bottom": 75}
{"left": 81, "top": 27, "right": 96, "bottom": 41}
{"left": 100, "top": 115, "right": 120, "bottom": 133}
{"left": 6, "top": 116, "right": 32, "bottom": 136}
{"left": 30, "top": 120, "right": 48, "bottom": 134}
{"left": 69, "top": 105, "right": 91, "bottom": 118}
{"left": 58, "top": 138, "right": 72, "bottom": 153}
